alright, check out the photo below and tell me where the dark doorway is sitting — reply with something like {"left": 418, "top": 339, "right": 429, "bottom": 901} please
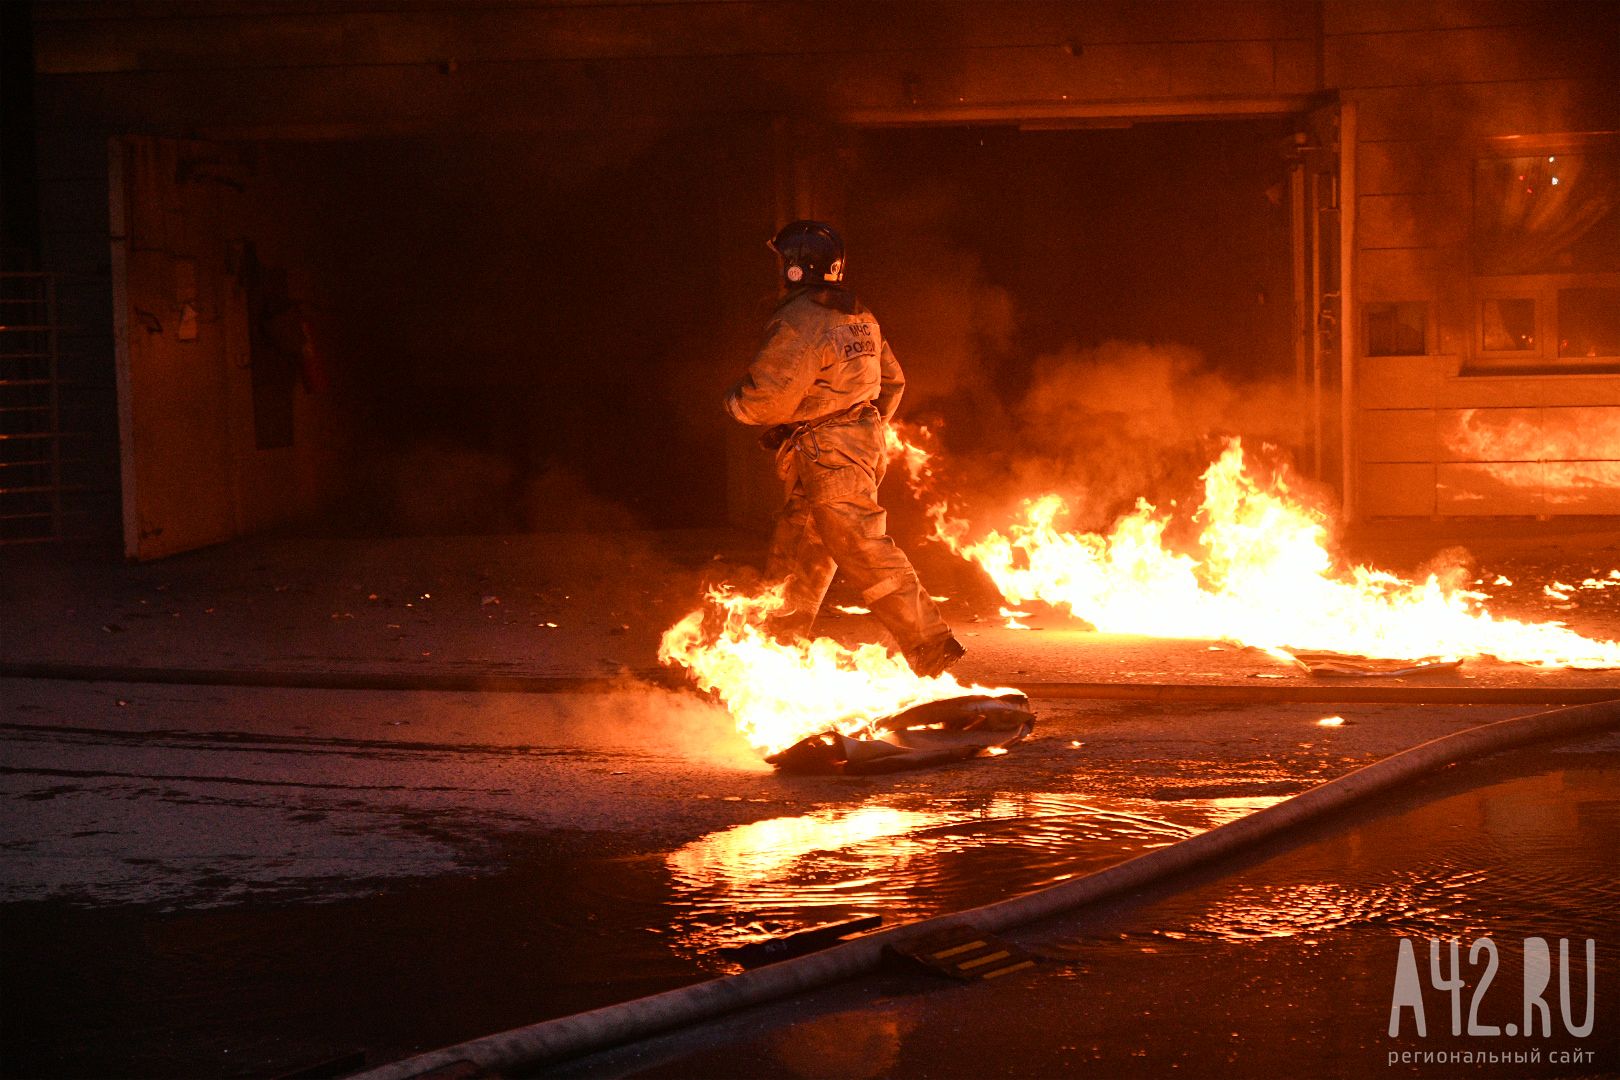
{"left": 112, "top": 124, "right": 776, "bottom": 548}
{"left": 286, "top": 127, "right": 771, "bottom": 536}
{"left": 842, "top": 119, "right": 1298, "bottom": 505}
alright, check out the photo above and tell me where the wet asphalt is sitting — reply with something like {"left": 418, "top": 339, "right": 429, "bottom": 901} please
{"left": 0, "top": 677, "right": 1583, "bottom": 1078}
{"left": 2, "top": 527, "right": 1618, "bottom": 1078}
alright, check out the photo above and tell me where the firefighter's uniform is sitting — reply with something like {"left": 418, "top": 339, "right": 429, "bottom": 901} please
{"left": 724, "top": 284, "right": 955, "bottom": 669}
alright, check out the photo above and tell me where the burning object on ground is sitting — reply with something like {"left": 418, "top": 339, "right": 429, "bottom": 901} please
{"left": 659, "top": 584, "right": 1025, "bottom": 761}
{"left": 766, "top": 692, "right": 1035, "bottom": 775}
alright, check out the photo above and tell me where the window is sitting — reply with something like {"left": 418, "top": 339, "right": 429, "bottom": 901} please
{"left": 1559, "top": 286, "right": 1620, "bottom": 359}
{"left": 1468, "top": 274, "right": 1620, "bottom": 373}
{"left": 1480, "top": 297, "right": 1536, "bottom": 353}
{"left": 1469, "top": 134, "right": 1620, "bottom": 374}
{"left": 1473, "top": 146, "right": 1620, "bottom": 276}
{"left": 1365, "top": 302, "right": 1428, "bottom": 356}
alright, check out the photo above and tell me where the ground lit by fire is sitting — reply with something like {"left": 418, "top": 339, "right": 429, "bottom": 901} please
{"left": 917, "top": 435, "right": 1620, "bottom": 670}
{"left": 659, "top": 584, "right": 1016, "bottom": 756}
{"left": 662, "top": 428, "right": 1620, "bottom": 759}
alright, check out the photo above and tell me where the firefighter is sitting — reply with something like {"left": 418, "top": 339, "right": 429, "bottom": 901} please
{"left": 724, "top": 220, "right": 965, "bottom": 679}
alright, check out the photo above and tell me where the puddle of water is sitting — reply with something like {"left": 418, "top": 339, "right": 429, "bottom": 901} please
{"left": 1093, "top": 751, "right": 1620, "bottom": 947}
{"left": 571, "top": 739, "right": 1620, "bottom": 1080}
{"left": 26, "top": 732, "right": 1613, "bottom": 1080}
{"left": 0, "top": 789, "right": 1259, "bottom": 1078}
{"left": 661, "top": 791, "right": 1284, "bottom": 958}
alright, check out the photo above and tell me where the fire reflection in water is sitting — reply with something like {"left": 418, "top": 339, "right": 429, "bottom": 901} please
{"left": 661, "top": 793, "right": 1262, "bottom": 961}
{"left": 1071, "top": 755, "right": 1620, "bottom": 948}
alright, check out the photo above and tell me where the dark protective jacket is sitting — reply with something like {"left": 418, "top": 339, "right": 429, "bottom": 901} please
{"left": 723, "top": 286, "right": 905, "bottom": 427}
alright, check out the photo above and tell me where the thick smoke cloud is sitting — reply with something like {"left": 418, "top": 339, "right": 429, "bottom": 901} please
{"left": 996, "top": 340, "right": 1310, "bottom": 529}
{"left": 846, "top": 123, "right": 1307, "bottom": 542}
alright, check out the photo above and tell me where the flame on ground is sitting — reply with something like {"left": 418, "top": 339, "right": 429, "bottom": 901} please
{"left": 658, "top": 584, "right": 1015, "bottom": 757}
{"left": 661, "top": 426, "right": 1618, "bottom": 760}
{"left": 908, "top": 431, "right": 1620, "bottom": 670}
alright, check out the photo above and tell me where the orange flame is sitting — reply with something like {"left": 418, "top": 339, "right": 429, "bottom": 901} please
{"left": 662, "top": 425, "right": 1618, "bottom": 760}
{"left": 901, "top": 429, "right": 1620, "bottom": 670}
{"left": 658, "top": 583, "right": 1016, "bottom": 756}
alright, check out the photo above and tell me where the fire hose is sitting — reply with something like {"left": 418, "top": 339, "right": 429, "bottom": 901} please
{"left": 351, "top": 696, "right": 1620, "bottom": 1080}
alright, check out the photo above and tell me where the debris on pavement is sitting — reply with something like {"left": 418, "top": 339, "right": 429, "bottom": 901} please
{"left": 766, "top": 693, "right": 1035, "bottom": 775}
{"left": 1283, "top": 651, "right": 1463, "bottom": 678}
{"left": 720, "top": 915, "right": 884, "bottom": 968}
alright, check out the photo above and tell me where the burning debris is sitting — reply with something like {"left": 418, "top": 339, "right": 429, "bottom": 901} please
{"left": 1282, "top": 652, "right": 1463, "bottom": 678}
{"left": 998, "top": 606, "right": 1033, "bottom": 630}
{"left": 658, "top": 584, "right": 1023, "bottom": 760}
{"left": 766, "top": 693, "right": 1034, "bottom": 775}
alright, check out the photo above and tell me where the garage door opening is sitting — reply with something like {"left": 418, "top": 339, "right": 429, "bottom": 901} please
{"left": 837, "top": 116, "right": 1336, "bottom": 530}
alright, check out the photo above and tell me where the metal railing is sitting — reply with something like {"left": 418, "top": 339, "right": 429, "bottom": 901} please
{"left": 0, "top": 271, "right": 117, "bottom": 544}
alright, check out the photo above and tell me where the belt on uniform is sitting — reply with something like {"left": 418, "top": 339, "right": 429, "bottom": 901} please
{"left": 790, "top": 401, "right": 878, "bottom": 462}
{"left": 800, "top": 400, "right": 877, "bottom": 432}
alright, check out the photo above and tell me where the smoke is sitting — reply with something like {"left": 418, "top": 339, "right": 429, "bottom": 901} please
{"left": 845, "top": 123, "right": 1314, "bottom": 541}
{"left": 853, "top": 188, "right": 1018, "bottom": 436}
{"left": 533, "top": 684, "right": 770, "bottom": 773}
{"left": 359, "top": 443, "right": 640, "bottom": 535}
{"left": 900, "top": 340, "right": 1314, "bottom": 546}
{"left": 1000, "top": 340, "right": 1309, "bottom": 526}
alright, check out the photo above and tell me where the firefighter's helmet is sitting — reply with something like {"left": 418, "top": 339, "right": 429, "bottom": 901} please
{"left": 769, "top": 220, "right": 845, "bottom": 286}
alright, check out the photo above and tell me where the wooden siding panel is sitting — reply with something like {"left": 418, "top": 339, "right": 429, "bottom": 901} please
{"left": 1536, "top": 377, "right": 1620, "bottom": 409}
{"left": 1358, "top": 247, "right": 1458, "bottom": 301}
{"left": 1360, "top": 409, "right": 1438, "bottom": 462}
{"left": 1168, "top": 40, "right": 1278, "bottom": 96}
{"left": 1349, "top": 80, "right": 1620, "bottom": 144}
{"left": 1360, "top": 355, "right": 1445, "bottom": 409}
{"left": 1357, "top": 140, "right": 1466, "bottom": 196}
{"left": 1323, "top": 0, "right": 1573, "bottom": 36}
{"left": 38, "top": 41, "right": 1307, "bottom": 139}
{"left": 34, "top": 1, "right": 1317, "bottom": 75}
{"left": 1361, "top": 462, "right": 1439, "bottom": 515}
{"left": 1272, "top": 37, "right": 1319, "bottom": 93}
{"left": 1433, "top": 376, "right": 1554, "bottom": 408}
{"left": 944, "top": 43, "right": 1176, "bottom": 102}
{"left": 1359, "top": 193, "right": 1467, "bottom": 250}
{"left": 1436, "top": 406, "right": 1544, "bottom": 461}
{"left": 1544, "top": 463, "right": 1620, "bottom": 513}
{"left": 1327, "top": 25, "right": 1618, "bottom": 89}
{"left": 1437, "top": 462, "right": 1545, "bottom": 514}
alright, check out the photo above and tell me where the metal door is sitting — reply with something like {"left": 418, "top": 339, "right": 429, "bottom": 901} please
{"left": 110, "top": 135, "right": 245, "bottom": 560}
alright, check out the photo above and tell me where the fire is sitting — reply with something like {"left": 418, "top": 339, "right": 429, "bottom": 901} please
{"left": 906, "top": 431, "right": 1620, "bottom": 670}
{"left": 999, "top": 605, "right": 1033, "bottom": 630}
{"left": 661, "top": 425, "right": 1617, "bottom": 759}
{"left": 658, "top": 583, "right": 1015, "bottom": 756}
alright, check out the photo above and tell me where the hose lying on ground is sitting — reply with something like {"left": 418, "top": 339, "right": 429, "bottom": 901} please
{"left": 352, "top": 697, "right": 1620, "bottom": 1080}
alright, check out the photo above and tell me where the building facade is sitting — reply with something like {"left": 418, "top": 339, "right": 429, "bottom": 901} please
{"left": 6, "top": 1, "right": 1617, "bottom": 556}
